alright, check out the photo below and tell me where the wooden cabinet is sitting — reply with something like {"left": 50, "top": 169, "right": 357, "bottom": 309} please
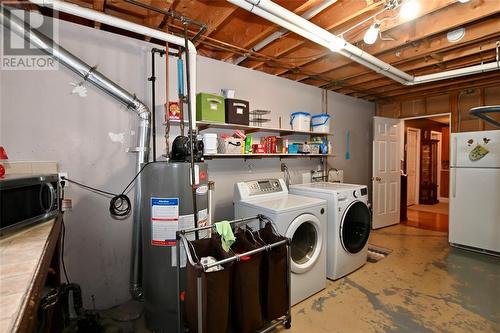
{"left": 420, "top": 139, "right": 439, "bottom": 204}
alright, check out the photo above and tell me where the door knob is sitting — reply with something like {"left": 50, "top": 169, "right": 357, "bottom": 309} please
{"left": 371, "top": 176, "right": 382, "bottom": 181}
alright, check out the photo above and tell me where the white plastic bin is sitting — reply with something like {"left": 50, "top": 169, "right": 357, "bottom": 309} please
{"left": 311, "top": 114, "right": 331, "bottom": 133}
{"left": 203, "top": 133, "right": 218, "bottom": 155}
{"left": 290, "top": 112, "right": 311, "bottom": 131}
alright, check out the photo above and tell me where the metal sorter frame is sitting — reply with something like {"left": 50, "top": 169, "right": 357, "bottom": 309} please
{"left": 176, "top": 215, "right": 292, "bottom": 333}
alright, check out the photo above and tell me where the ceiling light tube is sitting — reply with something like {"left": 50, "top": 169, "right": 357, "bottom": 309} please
{"left": 363, "top": 23, "right": 380, "bottom": 45}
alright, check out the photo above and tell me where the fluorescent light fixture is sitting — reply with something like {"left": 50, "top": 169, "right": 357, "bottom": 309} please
{"left": 363, "top": 23, "right": 380, "bottom": 45}
{"left": 447, "top": 27, "right": 465, "bottom": 42}
{"left": 457, "top": 0, "right": 470, "bottom": 3}
{"left": 400, "top": 0, "right": 420, "bottom": 21}
{"left": 329, "top": 36, "right": 345, "bottom": 51}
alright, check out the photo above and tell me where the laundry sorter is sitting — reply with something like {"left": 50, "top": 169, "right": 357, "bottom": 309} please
{"left": 175, "top": 215, "right": 292, "bottom": 333}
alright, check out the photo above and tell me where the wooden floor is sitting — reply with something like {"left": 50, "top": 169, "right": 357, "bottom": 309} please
{"left": 403, "top": 204, "right": 449, "bottom": 232}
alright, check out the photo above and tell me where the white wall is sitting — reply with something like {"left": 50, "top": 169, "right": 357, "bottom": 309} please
{"left": 0, "top": 19, "right": 374, "bottom": 308}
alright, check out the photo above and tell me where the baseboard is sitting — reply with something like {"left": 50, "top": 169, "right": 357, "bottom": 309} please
{"left": 438, "top": 197, "right": 449, "bottom": 203}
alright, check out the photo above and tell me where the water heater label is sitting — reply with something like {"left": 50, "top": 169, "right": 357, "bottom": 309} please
{"left": 151, "top": 197, "right": 179, "bottom": 246}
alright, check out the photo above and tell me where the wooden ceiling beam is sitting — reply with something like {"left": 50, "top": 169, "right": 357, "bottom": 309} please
{"left": 92, "top": 0, "right": 106, "bottom": 29}
{"left": 369, "top": 71, "right": 500, "bottom": 100}
{"left": 144, "top": 0, "right": 174, "bottom": 28}
{"left": 203, "top": 0, "right": 309, "bottom": 61}
{"left": 105, "top": 0, "right": 149, "bottom": 17}
{"left": 221, "top": 0, "right": 327, "bottom": 62}
{"left": 187, "top": 3, "right": 240, "bottom": 47}
{"left": 334, "top": 39, "right": 500, "bottom": 93}
{"left": 282, "top": 0, "right": 499, "bottom": 81}
{"left": 326, "top": 19, "right": 500, "bottom": 89}
{"left": 347, "top": 54, "right": 498, "bottom": 99}
{"left": 264, "top": 0, "right": 458, "bottom": 76}
{"left": 375, "top": 76, "right": 500, "bottom": 102}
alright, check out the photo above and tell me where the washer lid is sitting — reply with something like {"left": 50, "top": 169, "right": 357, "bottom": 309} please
{"left": 291, "top": 182, "right": 366, "bottom": 194}
{"left": 237, "top": 194, "right": 325, "bottom": 214}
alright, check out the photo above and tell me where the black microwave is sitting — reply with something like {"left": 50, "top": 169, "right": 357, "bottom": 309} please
{"left": 0, "top": 174, "right": 59, "bottom": 235}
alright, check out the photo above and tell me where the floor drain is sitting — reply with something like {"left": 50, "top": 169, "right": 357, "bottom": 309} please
{"left": 367, "top": 244, "right": 392, "bottom": 263}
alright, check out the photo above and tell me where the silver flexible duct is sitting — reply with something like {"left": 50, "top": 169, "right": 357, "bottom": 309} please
{"left": 0, "top": 7, "right": 150, "bottom": 299}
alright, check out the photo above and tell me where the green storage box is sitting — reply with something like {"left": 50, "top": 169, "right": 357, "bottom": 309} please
{"left": 196, "top": 93, "right": 225, "bottom": 123}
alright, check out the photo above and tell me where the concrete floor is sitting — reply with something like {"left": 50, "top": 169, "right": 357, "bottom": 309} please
{"left": 104, "top": 224, "right": 499, "bottom": 333}
{"left": 278, "top": 224, "right": 500, "bottom": 333}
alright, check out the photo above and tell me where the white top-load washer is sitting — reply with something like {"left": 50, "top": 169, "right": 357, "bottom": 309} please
{"left": 290, "top": 182, "right": 371, "bottom": 280}
{"left": 234, "top": 178, "right": 327, "bottom": 305}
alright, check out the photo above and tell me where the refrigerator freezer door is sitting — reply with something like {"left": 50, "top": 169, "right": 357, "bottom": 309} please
{"left": 451, "top": 130, "right": 500, "bottom": 168}
{"left": 449, "top": 167, "right": 500, "bottom": 253}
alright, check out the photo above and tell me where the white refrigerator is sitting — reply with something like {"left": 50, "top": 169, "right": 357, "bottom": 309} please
{"left": 449, "top": 129, "right": 500, "bottom": 255}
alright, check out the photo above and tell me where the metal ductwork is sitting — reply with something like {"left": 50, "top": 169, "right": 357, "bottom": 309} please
{"left": 0, "top": 6, "right": 150, "bottom": 299}
{"left": 229, "top": 0, "right": 500, "bottom": 86}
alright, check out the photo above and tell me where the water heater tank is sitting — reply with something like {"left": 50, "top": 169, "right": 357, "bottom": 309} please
{"left": 139, "top": 161, "right": 208, "bottom": 332}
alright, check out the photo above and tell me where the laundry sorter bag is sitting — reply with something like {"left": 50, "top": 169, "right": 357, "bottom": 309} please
{"left": 185, "top": 236, "right": 233, "bottom": 333}
{"left": 254, "top": 223, "right": 289, "bottom": 321}
{"left": 231, "top": 230, "right": 264, "bottom": 333}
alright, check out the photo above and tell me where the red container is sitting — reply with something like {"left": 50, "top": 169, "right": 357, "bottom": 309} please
{"left": 252, "top": 144, "right": 265, "bottom": 154}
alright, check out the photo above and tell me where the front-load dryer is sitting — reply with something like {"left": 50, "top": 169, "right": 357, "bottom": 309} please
{"left": 234, "top": 178, "right": 327, "bottom": 305}
{"left": 290, "top": 182, "right": 371, "bottom": 280}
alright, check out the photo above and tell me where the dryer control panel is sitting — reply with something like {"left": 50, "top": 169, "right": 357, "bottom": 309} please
{"left": 234, "top": 178, "right": 287, "bottom": 201}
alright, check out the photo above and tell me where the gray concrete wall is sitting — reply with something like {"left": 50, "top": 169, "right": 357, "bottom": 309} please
{"left": 0, "top": 18, "right": 374, "bottom": 308}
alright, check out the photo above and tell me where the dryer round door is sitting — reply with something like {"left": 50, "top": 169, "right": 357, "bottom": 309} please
{"left": 340, "top": 201, "right": 371, "bottom": 254}
{"left": 286, "top": 213, "right": 323, "bottom": 274}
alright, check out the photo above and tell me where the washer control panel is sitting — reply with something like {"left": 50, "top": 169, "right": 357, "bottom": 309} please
{"left": 246, "top": 179, "right": 283, "bottom": 195}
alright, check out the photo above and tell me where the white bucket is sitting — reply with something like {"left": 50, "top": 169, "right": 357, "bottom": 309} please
{"left": 203, "top": 133, "right": 218, "bottom": 154}
{"left": 311, "top": 114, "right": 331, "bottom": 133}
{"left": 221, "top": 89, "right": 235, "bottom": 98}
{"left": 290, "top": 112, "right": 311, "bottom": 131}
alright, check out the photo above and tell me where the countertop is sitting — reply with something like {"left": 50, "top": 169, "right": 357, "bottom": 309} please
{"left": 0, "top": 217, "right": 61, "bottom": 333}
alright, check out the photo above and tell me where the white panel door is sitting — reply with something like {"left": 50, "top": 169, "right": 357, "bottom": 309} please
{"left": 372, "top": 117, "right": 401, "bottom": 229}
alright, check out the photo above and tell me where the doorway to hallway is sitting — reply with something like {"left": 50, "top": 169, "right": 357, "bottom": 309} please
{"left": 401, "top": 114, "right": 451, "bottom": 232}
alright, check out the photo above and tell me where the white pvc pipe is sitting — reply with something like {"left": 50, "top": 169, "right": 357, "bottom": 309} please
{"left": 36, "top": 0, "right": 198, "bottom": 130}
{"left": 412, "top": 62, "right": 500, "bottom": 84}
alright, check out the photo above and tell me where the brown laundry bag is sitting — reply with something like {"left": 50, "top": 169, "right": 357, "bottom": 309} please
{"left": 184, "top": 235, "right": 233, "bottom": 333}
{"left": 254, "top": 223, "right": 289, "bottom": 321}
{"left": 231, "top": 230, "right": 264, "bottom": 333}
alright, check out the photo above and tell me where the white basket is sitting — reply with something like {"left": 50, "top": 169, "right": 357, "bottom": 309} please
{"left": 290, "top": 112, "right": 311, "bottom": 131}
{"left": 218, "top": 137, "right": 244, "bottom": 154}
{"left": 311, "top": 114, "right": 331, "bottom": 133}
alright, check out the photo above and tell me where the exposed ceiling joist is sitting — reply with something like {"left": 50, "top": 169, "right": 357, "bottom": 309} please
{"left": 37, "top": 0, "right": 500, "bottom": 102}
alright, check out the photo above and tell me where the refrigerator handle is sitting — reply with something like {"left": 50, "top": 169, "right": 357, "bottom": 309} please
{"left": 452, "top": 136, "right": 458, "bottom": 167}
{"left": 451, "top": 168, "right": 456, "bottom": 198}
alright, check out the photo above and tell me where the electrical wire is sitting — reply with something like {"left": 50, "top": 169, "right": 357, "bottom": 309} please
{"left": 60, "top": 180, "right": 70, "bottom": 283}
{"left": 61, "top": 218, "right": 70, "bottom": 283}
{"left": 62, "top": 163, "right": 150, "bottom": 218}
